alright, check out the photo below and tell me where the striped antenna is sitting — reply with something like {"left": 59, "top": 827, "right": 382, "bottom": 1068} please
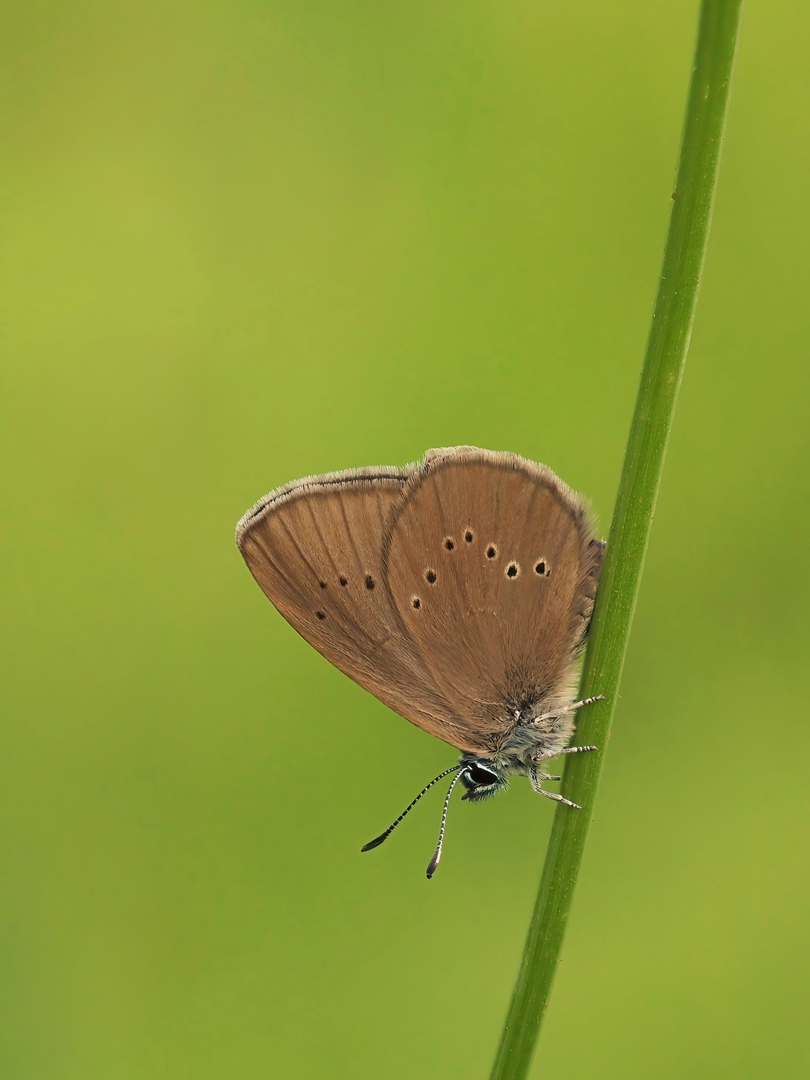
{"left": 361, "top": 765, "right": 461, "bottom": 853}
{"left": 425, "top": 769, "right": 468, "bottom": 879}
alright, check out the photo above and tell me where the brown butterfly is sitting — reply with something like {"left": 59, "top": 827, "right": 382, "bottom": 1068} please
{"left": 236, "top": 446, "right": 604, "bottom": 876}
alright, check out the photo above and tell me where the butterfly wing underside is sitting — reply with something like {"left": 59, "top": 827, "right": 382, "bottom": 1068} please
{"left": 236, "top": 466, "right": 472, "bottom": 747}
{"left": 383, "top": 447, "right": 604, "bottom": 753}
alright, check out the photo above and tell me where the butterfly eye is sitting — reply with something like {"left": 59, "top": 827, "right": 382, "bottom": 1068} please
{"left": 469, "top": 764, "right": 498, "bottom": 786}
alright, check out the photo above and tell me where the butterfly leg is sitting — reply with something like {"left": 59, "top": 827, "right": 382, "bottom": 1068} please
{"left": 533, "top": 695, "right": 604, "bottom": 726}
{"left": 530, "top": 765, "right": 562, "bottom": 782}
{"left": 529, "top": 766, "right": 581, "bottom": 809}
{"left": 565, "top": 695, "right": 605, "bottom": 712}
{"left": 532, "top": 744, "right": 599, "bottom": 766}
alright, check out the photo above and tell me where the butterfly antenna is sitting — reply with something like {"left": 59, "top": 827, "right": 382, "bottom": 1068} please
{"left": 425, "top": 769, "right": 468, "bottom": 880}
{"left": 361, "top": 765, "right": 461, "bottom": 853}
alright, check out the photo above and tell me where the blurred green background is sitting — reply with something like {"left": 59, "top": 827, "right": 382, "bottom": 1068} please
{"left": 3, "top": 2, "right": 809, "bottom": 1077}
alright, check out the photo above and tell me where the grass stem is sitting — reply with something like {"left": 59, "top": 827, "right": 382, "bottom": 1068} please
{"left": 489, "top": 3, "right": 744, "bottom": 1077}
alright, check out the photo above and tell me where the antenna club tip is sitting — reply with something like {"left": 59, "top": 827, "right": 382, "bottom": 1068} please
{"left": 426, "top": 852, "right": 441, "bottom": 878}
{"left": 360, "top": 832, "right": 389, "bottom": 852}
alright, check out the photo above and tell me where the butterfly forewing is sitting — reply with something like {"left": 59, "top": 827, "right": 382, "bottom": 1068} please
{"left": 236, "top": 466, "right": 469, "bottom": 744}
{"left": 383, "top": 448, "right": 602, "bottom": 753}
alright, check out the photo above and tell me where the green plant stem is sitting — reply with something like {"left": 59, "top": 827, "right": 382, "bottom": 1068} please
{"left": 489, "top": 3, "right": 744, "bottom": 1078}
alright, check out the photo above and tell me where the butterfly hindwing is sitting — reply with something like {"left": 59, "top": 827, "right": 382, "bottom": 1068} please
{"left": 382, "top": 447, "right": 602, "bottom": 752}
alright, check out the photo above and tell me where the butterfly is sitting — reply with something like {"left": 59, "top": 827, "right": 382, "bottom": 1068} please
{"left": 236, "top": 446, "right": 604, "bottom": 876}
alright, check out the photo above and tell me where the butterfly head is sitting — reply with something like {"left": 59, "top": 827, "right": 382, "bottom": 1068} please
{"left": 359, "top": 757, "right": 509, "bottom": 877}
{"left": 459, "top": 759, "right": 507, "bottom": 802}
